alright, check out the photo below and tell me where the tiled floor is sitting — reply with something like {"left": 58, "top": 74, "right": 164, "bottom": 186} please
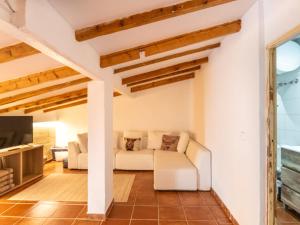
{"left": 276, "top": 201, "right": 300, "bottom": 225}
{"left": 0, "top": 162, "right": 233, "bottom": 225}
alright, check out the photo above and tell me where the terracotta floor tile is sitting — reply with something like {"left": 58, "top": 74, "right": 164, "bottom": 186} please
{"left": 0, "top": 216, "right": 21, "bottom": 225}
{"left": 184, "top": 207, "right": 214, "bottom": 220}
{"left": 135, "top": 192, "right": 158, "bottom": 205}
{"left": 108, "top": 205, "right": 133, "bottom": 219}
{"left": 159, "top": 221, "right": 187, "bottom": 225}
{"left": 159, "top": 207, "right": 185, "bottom": 220}
{"left": 15, "top": 218, "right": 46, "bottom": 225}
{"left": 51, "top": 204, "right": 84, "bottom": 218}
{"left": 101, "top": 219, "right": 130, "bottom": 225}
{"left": 216, "top": 217, "right": 233, "bottom": 224}
{"left": 132, "top": 206, "right": 158, "bottom": 219}
{"left": 0, "top": 203, "right": 15, "bottom": 214}
{"left": 2, "top": 203, "right": 35, "bottom": 216}
{"left": 158, "top": 192, "right": 180, "bottom": 206}
{"left": 188, "top": 221, "right": 218, "bottom": 225}
{"left": 25, "top": 202, "right": 59, "bottom": 218}
{"left": 77, "top": 205, "right": 103, "bottom": 220}
{"left": 73, "top": 220, "right": 101, "bottom": 225}
{"left": 131, "top": 220, "right": 158, "bottom": 225}
{"left": 44, "top": 218, "right": 75, "bottom": 225}
{"left": 209, "top": 206, "right": 227, "bottom": 219}
{"left": 179, "top": 192, "right": 206, "bottom": 206}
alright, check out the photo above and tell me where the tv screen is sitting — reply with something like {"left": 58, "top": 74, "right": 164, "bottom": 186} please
{"left": 0, "top": 116, "right": 33, "bottom": 149}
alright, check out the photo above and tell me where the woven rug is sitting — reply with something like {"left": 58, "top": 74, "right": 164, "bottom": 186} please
{"left": 9, "top": 173, "right": 135, "bottom": 202}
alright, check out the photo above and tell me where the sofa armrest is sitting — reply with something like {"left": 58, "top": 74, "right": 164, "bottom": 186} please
{"left": 186, "top": 140, "right": 212, "bottom": 191}
{"left": 68, "top": 142, "right": 81, "bottom": 169}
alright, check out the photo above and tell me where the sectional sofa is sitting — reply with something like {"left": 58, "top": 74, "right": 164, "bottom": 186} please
{"left": 68, "top": 131, "right": 212, "bottom": 191}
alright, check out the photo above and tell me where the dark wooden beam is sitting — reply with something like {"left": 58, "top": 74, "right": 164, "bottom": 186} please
{"left": 44, "top": 99, "right": 87, "bottom": 113}
{"left": 100, "top": 20, "right": 241, "bottom": 67}
{"left": 127, "top": 66, "right": 200, "bottom": 87}
{"left": 115, "top": 43, "right": 219, "bottom": 73}
{"left": 131, "top": 73, "right": 195, "bottom": 92}
{"left": 75, "top": 0, "right": 235, "bottom": 41}
{"left": 0, "top": 66, "right": 79, "bottom": 94}
{"left": 0, "top": 42, "right": 39, "bottom": 63}
{"left": 122, "top": 57, "right": 207, "bottom": 85}
{"left": 0, "top": 77, "right": 90, "bottom": 106}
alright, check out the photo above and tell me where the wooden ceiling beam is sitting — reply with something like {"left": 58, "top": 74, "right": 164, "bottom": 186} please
{"left": 122, "top": 57, "right": 207, "bottom": 85}
{"left": 44, "top": 99, "right": 88, "bottom": 113}
{"left": 100, "top": 20, "right": 241, "bottom": 67}
{"left": 131, "top": 73, "right": 195, "bottom": 92}
{"left": 0, "top": 42, "right": 39, "bottom": 63}
{"left": 76, "top": 0, "right": 234, "bottom": 41}
{"left": 115, "top": 43, "right": 219, "bottom": 73}
{"left": 0, "top": 89, "right": 87, "bottom": 113}
{"left": 0, "top": 66, "right": 79, "bottom": 94}
{"left": 127, "top": 65, "right": 200, "bottom": 87}
{"left": 0, "top": 89, "right": 121, "bottom": 114}
{"left": 0, "top": 77, "right": 90, "bottom": 106}
{"left": 24, "top": 94, "right": 87, "bottom": 114}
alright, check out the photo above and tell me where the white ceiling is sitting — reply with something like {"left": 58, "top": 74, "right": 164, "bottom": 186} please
{"left": 0, "top": 0, "right": 257, "bottom": 114}
{"left": 49, "top": 0, "right": 256, "bottom": 55}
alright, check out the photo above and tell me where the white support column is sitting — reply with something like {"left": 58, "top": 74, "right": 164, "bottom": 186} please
{"left": 88, "top": 78, "right": 113, "bottom": 214}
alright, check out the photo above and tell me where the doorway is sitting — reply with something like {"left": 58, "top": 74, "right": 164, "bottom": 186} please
{"left": 267, "top": 27, "right": 300, "bottom": 225}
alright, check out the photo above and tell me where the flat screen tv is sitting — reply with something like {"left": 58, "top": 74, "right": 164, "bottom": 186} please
{"left": 0, "top": 116, "right": 33, "bottom": 149}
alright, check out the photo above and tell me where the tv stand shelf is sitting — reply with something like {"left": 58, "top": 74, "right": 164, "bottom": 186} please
{"left": 0, "top": 145, "right": 43, "bottom": 196}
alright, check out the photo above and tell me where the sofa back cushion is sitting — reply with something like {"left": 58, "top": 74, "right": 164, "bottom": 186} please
{"left": 177, "top": 132, "right": 190, "bottom": 153}
{"left": 77, "top": 133, "right": 88, "bottom": 153}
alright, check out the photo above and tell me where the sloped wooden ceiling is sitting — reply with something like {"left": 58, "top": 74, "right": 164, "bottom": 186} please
{"left": 0, "top": 0, "right": 251, "bottom": 113}
{"left": 69, "top": 0, "right": 244, "bottom": 93}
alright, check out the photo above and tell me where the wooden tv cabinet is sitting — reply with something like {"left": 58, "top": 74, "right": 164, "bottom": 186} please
{"left": 0, "top": 144, "right": 43, "bottom": 196}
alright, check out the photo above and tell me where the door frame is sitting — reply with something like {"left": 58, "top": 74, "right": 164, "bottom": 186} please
{"left": 266, "top": 25, "right": 300, "bottom": 225}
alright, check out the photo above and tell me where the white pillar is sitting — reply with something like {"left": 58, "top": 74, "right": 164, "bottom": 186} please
{"left": 88, "top": 79, "right": 113, "bottom": 214}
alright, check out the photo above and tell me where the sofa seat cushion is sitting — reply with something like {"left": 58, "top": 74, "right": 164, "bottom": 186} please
{"left": 115, "top": 149, "right": 154, "bottom": 170}
{"left": 154, "top": 150, "right": 197, "bottom": 190}
{"left": 77, "top": 153, "right": 88, "bottom": 170}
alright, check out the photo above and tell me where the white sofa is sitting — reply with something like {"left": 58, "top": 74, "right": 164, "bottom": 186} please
{"left": 68, "top": 131, "right": 212, "bottom": 191}
{"left": 68, "top": 133, "right": 88, "bottom": 169}
{"left": 114, "top": 131, "right": 211, "bottom": 191}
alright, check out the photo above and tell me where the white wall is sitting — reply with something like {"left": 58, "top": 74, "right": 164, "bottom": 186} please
{"left": 55, "top": 104, "right": 88, "bottom": 146}
{"left": 113, "top": 80, "right": 194, "bottom": 133}
{"left": 54, "top": 80, "right": 195, "bottom": 146}
{"left": 194, "top": 2, "right": 262, "bottom": 225}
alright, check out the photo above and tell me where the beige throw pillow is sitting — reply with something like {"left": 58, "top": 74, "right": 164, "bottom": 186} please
{"left": 77, "top": 133, "right": 88, "bottom": 153}
{"left": 161, "top": 135, "right": 180, "bottom": 151}
{"left": 123, "top": 138, "right": 141, "bottom": 151}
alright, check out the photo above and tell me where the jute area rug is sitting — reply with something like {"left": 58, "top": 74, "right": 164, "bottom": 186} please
{"left": 9, "top": 173, "right": 135, "bottom": 202}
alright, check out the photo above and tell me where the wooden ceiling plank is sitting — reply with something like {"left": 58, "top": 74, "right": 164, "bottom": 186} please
{"left": 122, "top": 57, "right": 207, "bottom": 85}
{"left": 0, "top": 89, "right": 87, "bottom": 114}
{"left": 0, "top": 42, "right": 39, "bottom": 63}
{"left": 0, "top": 89, "right": 121, "bottom": 114}
{"left": 127, "top": 65, "right": 200, "bottom": 87}
{"left": 44, "top": 99, "right": 88, "bottom": 113}
{"left": 115, "top": 43, "right": 219, "bottom": 73}
{"left": 76, "top": 0, "right": 235, "bottom": 41}
{"left": 131, "top": 73, "right": 195, "bottom": 92}
{"left": 0, "top": 66, "right": 79, "bottom": 94}
{"left": 24, "top": 94, "right": 87, "bottom": 114}
{"left": 100, "top": 20, "right": 241, "bottom": 67}
{"left": 0, "top": 77, "right": 90, "bottom": 106}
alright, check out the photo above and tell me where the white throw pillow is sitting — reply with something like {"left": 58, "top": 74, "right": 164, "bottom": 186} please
{"left": 177, "top": 132, "right": 190, "bottom": 153}
{"left": 77, "top": 133, "right": 88, "bottom": 153}
{"left": 147, "top": 131, "right": 171, "bottom": 150}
